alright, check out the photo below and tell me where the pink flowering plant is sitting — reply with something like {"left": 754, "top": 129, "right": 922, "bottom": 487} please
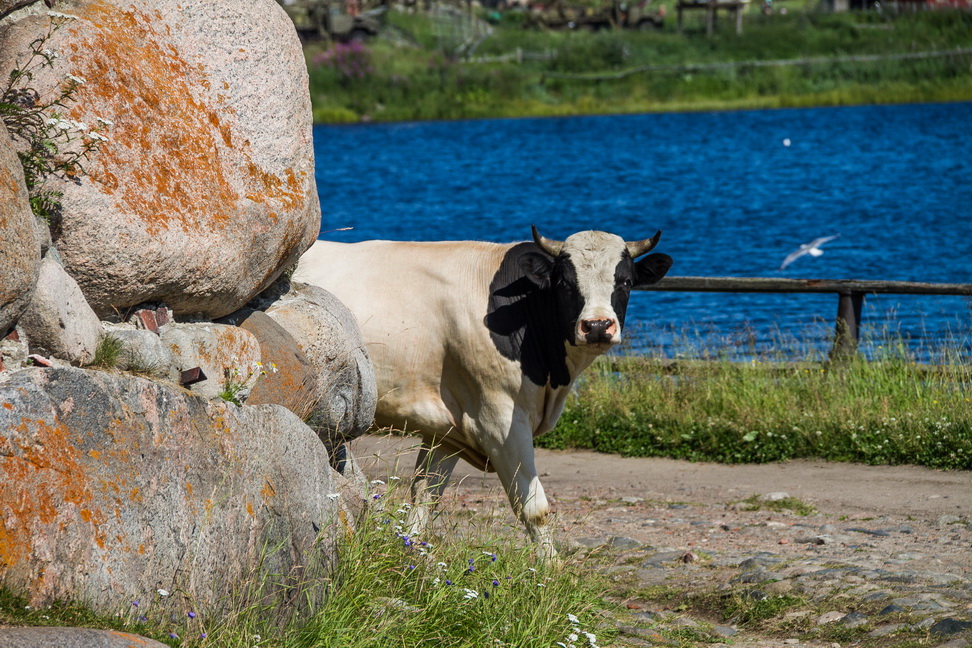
{"left": 313, "top": 41, "right": 374, "bottom": 82}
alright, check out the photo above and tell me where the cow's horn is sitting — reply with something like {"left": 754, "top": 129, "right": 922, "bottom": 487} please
{"left": 531, "top": 225, "right": 564, "bottom": 257}
{"left": 626, "top": 230, "right": 662, "bottom": 258}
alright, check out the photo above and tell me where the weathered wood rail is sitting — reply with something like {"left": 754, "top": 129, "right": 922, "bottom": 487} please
{"left": 637, "top": 277, "right": 972, "bottom": 358}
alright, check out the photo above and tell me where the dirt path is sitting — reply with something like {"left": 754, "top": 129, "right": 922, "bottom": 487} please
{"left": 351, "top": 434, "right": 969, "bottom": 521}
{"left": 350, "top": 435, "right": 972, "bottom": 647}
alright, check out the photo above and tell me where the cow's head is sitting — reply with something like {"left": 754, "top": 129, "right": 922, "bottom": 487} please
{"left": 521, "top": 226, "right": 673, "bottom": 349}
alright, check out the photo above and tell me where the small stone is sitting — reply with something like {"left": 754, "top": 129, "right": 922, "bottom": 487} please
{"left": 931, "top": 618, "right": 972, "bottom": 636}
{"left": 760, "top": 492, "right": 790, "bottom": 502}
{"left": 868, "top": 623, "right": 906, "bottom": 637}
{"left": 839, "top": 612, "right": 869, "bottom": 628}
{"left": 621, "top": 496, "right": 644, "bottom": 504}
{"left": 609, "top": 536, "right": 644, "bottom": 550}
{"left": 878, "top": 604, "right": 906, "bottom": 615}
{"left": 712, "top": 625, "right": 737, "bottom": 638}
{"left": 796, "top": 535, "right": 830, "bottom": 545}
{"left": 816, "top": 611, "right": 846, "bottom": 625}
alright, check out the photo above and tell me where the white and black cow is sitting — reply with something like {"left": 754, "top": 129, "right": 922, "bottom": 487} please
{"left": 294, "top": 227, "right": 672, "bottom": 556}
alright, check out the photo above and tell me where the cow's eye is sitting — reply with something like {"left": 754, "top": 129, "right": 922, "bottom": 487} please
{"left": 619, "top": 278, "right": 633, "bottom": 290}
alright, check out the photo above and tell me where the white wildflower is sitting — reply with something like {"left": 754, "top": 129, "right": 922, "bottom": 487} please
{"left": 67, "top": 74, "right": 86, "bottom": 85}
{"left": 568, "top": 633, "right": 579, "bottom": 642}
{"left": 71, "top": 120, "right": 87, "bottom": 131}
{"left": 370, "top": 479, "right": 385, "bottom": 486}
{"left": 42, "top": 49, "right": 58, "bottom": 59}
{"left": 87, "top": 132, "right": 109, "bottom": 142}
{"left": 157, "top": 589, "right": 169, "bottom": 597}
{"left": 432, "top": 577, "right": 440, "bottom": 585}
{"left": 326, "top": 493, "right": 340, "bottom": 500}
{"left": 566, "top": 613, "right": 580, "bottom": 623}
{"left": 56, "top": 120, "right": 72, "bottom": 131}
{"left": 96, "top": 116, "right": 114, "bottom": 126}
{"left": 47, "top": 11, "right": 79, "bottom": 19}
{"left": 436, "top": 561, "right": 447, "bottom": 569}
{"left": 463, "top": 588, "right": 478, "bottom": 599}
{"left": 388, "top": 475, "right": 401, "bottom": 481}
{"left": 584, "top": 631, "right": 597, "bottom": 644}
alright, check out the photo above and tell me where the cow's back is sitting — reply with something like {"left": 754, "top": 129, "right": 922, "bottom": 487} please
{"left": 294, "top": 239, "right": 515, "bottom": 441}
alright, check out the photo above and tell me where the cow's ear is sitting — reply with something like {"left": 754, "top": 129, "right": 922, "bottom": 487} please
{"left": 633, "top": 253, "right": 672, "bottom": 288}
{"left": 520, "top": 252, "right": 554, "bottom": 288}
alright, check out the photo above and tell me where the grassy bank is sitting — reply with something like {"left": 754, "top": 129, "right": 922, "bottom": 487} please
{"left": 306, "top": 5, "right": 972, "bottom": 123}
{"left": 536, "top": 338, "right": 972, "bottom": 470}
{"left": 0, "top": 483, "right": 610, "bottom": 647}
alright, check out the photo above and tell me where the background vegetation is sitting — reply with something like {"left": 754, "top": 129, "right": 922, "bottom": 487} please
{"left": 537, "top": 331, "right": 972, "bottom": 470}
{"left": 305, "top": 2, "right": 972, "bottom": 123}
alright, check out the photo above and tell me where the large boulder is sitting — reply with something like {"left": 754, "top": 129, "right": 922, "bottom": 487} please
{"left": 0, "top": 367, "right": 347, "bottom": 616}
{"left": 0, "top": 121, "right": 41, "bottom": 338}
{"left": 0, "top": 0, "right": 320, "bottom": 319}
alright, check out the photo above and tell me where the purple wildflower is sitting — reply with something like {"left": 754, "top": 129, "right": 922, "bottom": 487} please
{"left": 188, "top": 611, "right": 196, "bottom": 619}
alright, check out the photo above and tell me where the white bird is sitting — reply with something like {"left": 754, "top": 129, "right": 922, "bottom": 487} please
{"left": 778, "top": 234, "right": 840, "bottom": 271}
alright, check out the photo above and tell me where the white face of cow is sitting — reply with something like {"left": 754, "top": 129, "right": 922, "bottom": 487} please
{"left": 561, "top": 231, "right": 629, "bottom": 347}
{"left": 525, "top": 226, "right": 673, "bottom": 353}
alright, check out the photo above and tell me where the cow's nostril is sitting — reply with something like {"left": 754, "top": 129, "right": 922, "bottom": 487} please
{"left": 580, "top": 318, "right": 616, "bottom": 341}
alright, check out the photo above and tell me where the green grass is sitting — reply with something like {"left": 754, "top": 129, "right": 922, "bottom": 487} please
{"left": 0, "top": 484, "right": 613, "bottom": 647}
{"left": 537, "top": 332, "right": 972, "bottom": 470}
{"left": 306, "top": 6, "right": 972, "bottom": 123}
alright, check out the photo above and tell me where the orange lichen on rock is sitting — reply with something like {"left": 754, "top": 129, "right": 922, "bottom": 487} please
{"left": 0, "top": 417, "right": 106, "bottom": 566}
{"left": 65, "top": 1, "right": 305, "bottom": 235}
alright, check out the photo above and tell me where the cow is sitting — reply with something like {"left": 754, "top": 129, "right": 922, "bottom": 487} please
{"left": 293, "top": 226, "right": 672, "bottom": 557}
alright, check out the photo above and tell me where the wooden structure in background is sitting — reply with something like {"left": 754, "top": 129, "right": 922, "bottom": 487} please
{"left": 637, "top": 277, "right": 972, "bottom": 359}
{"left": 676, "top": 0, "right": 749, "bottom": 35}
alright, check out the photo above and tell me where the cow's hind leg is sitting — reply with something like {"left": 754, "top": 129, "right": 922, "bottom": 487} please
{"left": 405, "top": 441, "right": 459, "bottom": 538}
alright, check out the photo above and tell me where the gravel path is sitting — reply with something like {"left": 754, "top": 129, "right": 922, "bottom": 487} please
{"left": 351, "top": 435, "right": 972, "bottom": 648}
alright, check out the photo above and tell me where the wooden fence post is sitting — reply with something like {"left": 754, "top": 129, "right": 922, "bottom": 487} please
{"left": 831, "top": 290, "right": 864, "bottom": 360}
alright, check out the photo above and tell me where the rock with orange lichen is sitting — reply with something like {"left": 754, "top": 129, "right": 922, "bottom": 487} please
{"left": 262, "top": 282, "right": 378, "bottom": 460}
{"left": 0, "top": 122, "right": 41, "bottom": 338}
{"left": 160, "top": 322, "right": 262, "bottom": 400}
{"left": 0, "top": 366, "right": 351, "bottom": 615}
{"left": 0, "top": 0, "right": 320, "bottom": 319}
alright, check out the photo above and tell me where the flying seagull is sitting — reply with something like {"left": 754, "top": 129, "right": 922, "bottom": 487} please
{"left": 778, "top": 234, "right": 840, "bottom": 271}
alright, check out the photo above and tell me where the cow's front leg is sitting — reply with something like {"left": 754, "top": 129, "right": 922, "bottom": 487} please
{"left": 405, "top": 441, "right": 459, "bottom": 538}
{"left": 484, "top": 419, "right": 556, "bottom": 560}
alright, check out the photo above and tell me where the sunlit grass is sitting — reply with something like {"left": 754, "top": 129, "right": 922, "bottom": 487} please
{"left": 538, "top": 328, "right": 972, "bottom": 469}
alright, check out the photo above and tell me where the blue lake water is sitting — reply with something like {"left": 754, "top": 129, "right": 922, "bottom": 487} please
{"left": 312, "top": 102, "right": 972, "bottom": 361}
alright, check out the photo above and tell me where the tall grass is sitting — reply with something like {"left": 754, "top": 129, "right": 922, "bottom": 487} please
{"left": 306, "top": 6, "right": 972, "bottom": 123}
{"left": 1, "top": 483, "right": 612, "bottom": 647}
{"left": 537, "top": 331, "right": 972, "bottom": 469}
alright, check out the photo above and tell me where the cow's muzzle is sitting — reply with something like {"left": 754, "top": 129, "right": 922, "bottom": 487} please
{"left": 579, "top": 318, "right": 618, "bottom": 345}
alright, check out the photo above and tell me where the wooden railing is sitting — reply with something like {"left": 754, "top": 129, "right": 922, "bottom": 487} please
{"left": 637, "top": 277, "right": 972, "bottom": 358}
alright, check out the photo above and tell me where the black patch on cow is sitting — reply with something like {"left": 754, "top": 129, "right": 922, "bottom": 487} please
{"left": 485, "top": 243, "right": 578, "bottom": 388}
